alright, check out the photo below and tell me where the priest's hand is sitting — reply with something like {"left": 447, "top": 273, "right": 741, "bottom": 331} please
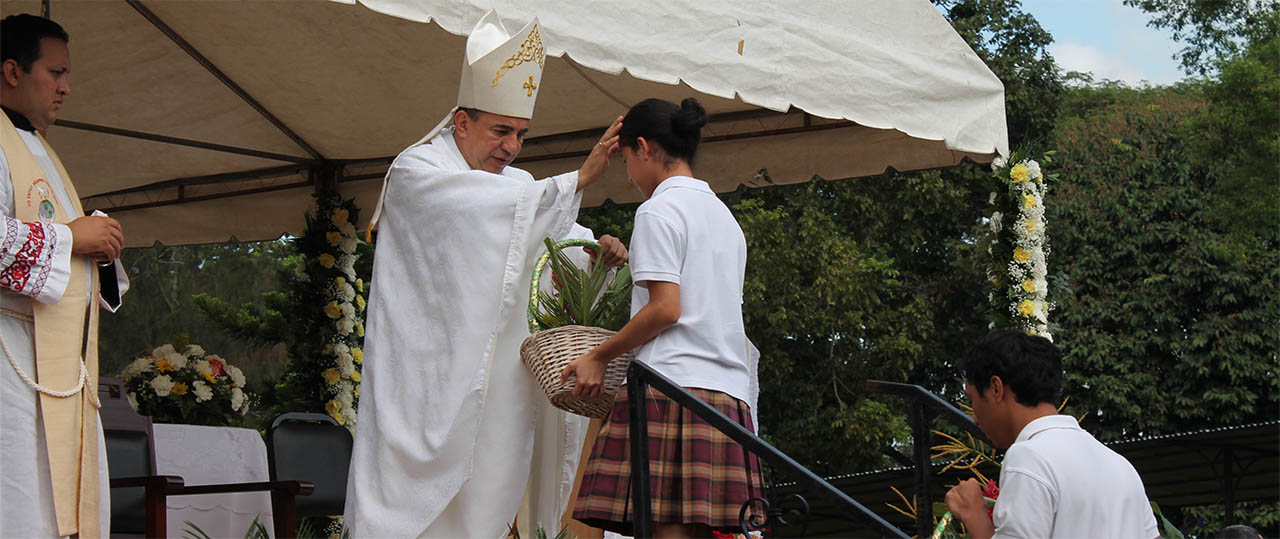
{"left": 562, "top": 350, "right": 609, "bottom": 399}
{"left": 585, "top": 234, "right": 628, "bottom": 268}
{"left": 69, "top": 215, "right": 124, "bottom": 263}
{"left": 576, "top": 116, "right": 623, "bottom": 191}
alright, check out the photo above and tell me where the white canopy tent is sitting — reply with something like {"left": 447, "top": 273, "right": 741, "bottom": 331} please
{"left": 1, "top": 0, "right": 1008, "bottom": 247}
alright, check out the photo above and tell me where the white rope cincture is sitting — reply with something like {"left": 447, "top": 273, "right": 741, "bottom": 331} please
{"left": 0, "top": 312, "right": 101, "bottom": 408}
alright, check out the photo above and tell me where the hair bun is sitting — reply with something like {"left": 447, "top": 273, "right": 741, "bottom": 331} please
{"left": 672, "top": 97, "right": 708, "bottom": 135}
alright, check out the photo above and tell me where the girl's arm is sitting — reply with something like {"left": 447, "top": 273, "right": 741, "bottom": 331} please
{"left": 561, "top": 281, "right": 680, "bottom": 398}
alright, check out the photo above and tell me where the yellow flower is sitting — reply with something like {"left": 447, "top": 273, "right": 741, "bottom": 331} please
{"left": 356, "top": 321, "right": 365, "bottom": 338}
{"left": 1018, "top": 300, "right": 1034, "bottom": 316}
{"left": 352, "top": 348, "right": 363, "bottom": 364}
{"left": 354, "top": 384, "right": 360, "bottom": 398}
{"left": 335, "top": 276, "right": 346, "bottom": 287}
{"left": 201, "top": 369, "right": 217, "bottom": 384}
{"left": 325, "top": 400, "right": 345, "bottom": 425}
{"left": 322, "top": 368, "right": 340, "bottom": 385}
{"left": 324, "top": 301, "right": 342, "bottom": 319}
{"left": 355, "top": 278, "right": 364, "bottom": 292}
{"left": 1010, "top": 164, "right": 1030, "bottom": 183}
{"left": 155, "top": 359, "right": 174, "bottom": 373}
{"left": 350, "top": 370, "right": 361, "bottom": 383}
{"left": 1025, "top": 221, "right": 1037, "bottom": 233}
{"left": 332, "top": 208, "right": 350, "bottom": 226}
{"left": 1021, "top": 279, "right": 1036, "bottom": 293}
{"left": 356, "top": 295, "right": 366, "bottom": 311}
{"left": 1013, "top": 247, "right": 1031, "bottom": 263}
{"left": 326, "top": 231, "right": 342, "bottom": 246}
{"left": 317, "top": 253, "right": 336, "bottom": 268}
{"left": 171, "top": 382, "right": 189, "bottom": 395}
{"left": 1023, "top": 194, "right": 1036, "bottom": 208}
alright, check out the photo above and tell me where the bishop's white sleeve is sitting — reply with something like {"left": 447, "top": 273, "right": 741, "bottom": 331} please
{"left": 0, "top": 150, "right": 73, "bottom": 305}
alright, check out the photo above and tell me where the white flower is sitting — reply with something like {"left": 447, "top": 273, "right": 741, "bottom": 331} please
{"left": 184, "top": 344, "right": 205, "bottom": 358}
{"left": 1026, "top": 160, "right": 1042, "bottom": 180}
{"left": 340, "top": 302, "right": 355, "bottom": 318}
{"left": 338, "top": 354, "right": 355, "bottom": 376}
{"left": 342, "top": 405, "right": 357, "bottom": 424}
{"left": 991, "top": 154, "right": 1008, "bottom": 170}
{"left": 151, "top": 375, "right": 175, "bottom": 397}
{"left": 122, "top": 357, "right": 153, "bottom": 379}
{"left": 192, "top": 380, "right": 213, "bottom": 402}
{"left": 338, "top": 222, "right": 356, "bottom": 236}
{"left": 192, "top": 359, "right": 211, "bottom": 375}
{"left": 153, "top": 344, "right": 176, "bottom": 357}
{"left": 339, "top": 283, "right": 356, "bottom": 302}
{"left": 989, "top": 212, "right": 1003, "bottom": 233}
{"left": 339, "top": 256, "right": 357, "bottom": 279}
{"left": 165, "top": 351, "right": 188, "bottom": 371}
{"left": 340, "top": 237, "right": 357, "bottom": 254}
{"left": 333, "top": 343, "right": 350, "bottom": 356}
{"left": 231, "top": 387, "right": 245, "bottom": 411}
{"left": 988, "top": 192, "right": 997, "bottom": 205}
{"left": 337, "top": 384, "right": 354, "bottom": 407}
{"left": 229, "top": 366, "right": 246, "bottom": 388}
{"left": 126, "top": 392, "right": 139, "bottom": 412}
{"left": 336, "top": 318, "right": 354, "bottom": 336}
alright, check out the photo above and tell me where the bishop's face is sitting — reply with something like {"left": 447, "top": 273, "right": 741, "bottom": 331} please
{"left": 454, "top": 110, "right": 530, "bottom": 174}
{"left": 2, "top": 37, "right": 71, "bottom": 131}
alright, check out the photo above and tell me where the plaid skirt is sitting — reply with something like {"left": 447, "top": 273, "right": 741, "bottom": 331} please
{"left": 571, "top": 385, "right": 765, "bottom": 535}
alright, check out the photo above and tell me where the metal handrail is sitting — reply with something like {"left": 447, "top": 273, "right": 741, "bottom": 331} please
{"left": 626, "top": 361, "right": 909, "bottom": 538}
{"left": 865, "top": 380, "right": 993, "bottom": 538}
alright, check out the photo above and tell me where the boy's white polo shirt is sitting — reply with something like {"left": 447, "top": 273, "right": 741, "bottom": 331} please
{"left": 993, "top": 414, "right": 1160, "bottom": 539}
{"left": 628, "top": 176, "right": 751, "bottom": 404}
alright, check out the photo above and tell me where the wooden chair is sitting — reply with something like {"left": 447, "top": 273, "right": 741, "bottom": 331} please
{"left": 266, "top": 413, "right": 353, "bottom": 520}
{"left": 99, "top": 378, "right": 315, "bottom": 538}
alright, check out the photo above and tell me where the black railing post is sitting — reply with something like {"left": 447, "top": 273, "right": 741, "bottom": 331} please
{"left": 911, "top": 400, "right": 934, "bottom": 539}
{"left": 628, "top": 374, "right": 653, "bottom": 539}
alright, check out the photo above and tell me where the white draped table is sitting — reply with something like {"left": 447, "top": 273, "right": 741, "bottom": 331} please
{"left": 153, "top": 423, "right": 275, "bottom": 538}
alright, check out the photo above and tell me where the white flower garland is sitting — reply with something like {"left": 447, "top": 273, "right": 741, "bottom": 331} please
{"left": 991, "top": 158, "right": 1054, "bottom": 341}
{"left": 320, "top": 206, "right": 366, "bottom": 430}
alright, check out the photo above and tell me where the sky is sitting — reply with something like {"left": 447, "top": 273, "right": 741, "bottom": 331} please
{"left": 1020, "top": 0, "right": 1187, "bottom": 86}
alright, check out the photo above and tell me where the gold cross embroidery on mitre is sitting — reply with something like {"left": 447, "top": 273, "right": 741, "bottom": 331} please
{"left": 523, "top": 76, "right": 538, "bottom": 96}
{"left": 492, "top": 24, "right": 546, "bottom": 87}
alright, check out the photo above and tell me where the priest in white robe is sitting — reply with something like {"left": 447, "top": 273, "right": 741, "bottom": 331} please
{"left": 1, "top": 13, "right": 126, "bottom": 537}
{"left": 344, "top": 10, "right": 625, "bottom": 538}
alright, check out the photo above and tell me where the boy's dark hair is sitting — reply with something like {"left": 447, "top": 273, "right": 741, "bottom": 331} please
{"left": 619, "top": 97, "right": 708, "bottom": 166}
{"left": 956, "top": 330, "right": 1063, "bottom": 407}
{"left": 1218, "top": 524, "right": 1261, "bottom": 539}
{"left": 1, "top": 14, "right": 69, "bottom": 73}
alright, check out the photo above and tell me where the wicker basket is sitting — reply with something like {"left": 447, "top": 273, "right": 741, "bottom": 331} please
{"left": 520, "top": 239, "right": 634, "bottom": 419}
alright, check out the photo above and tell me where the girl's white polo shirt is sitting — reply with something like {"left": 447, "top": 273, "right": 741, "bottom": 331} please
{"left": 628, "top": 176, "right": 752, "bottom": 404}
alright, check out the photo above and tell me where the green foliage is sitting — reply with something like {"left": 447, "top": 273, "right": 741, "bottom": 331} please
{"left": 531, "top": 238, "right": 632, "bottom": 332}
{"left": 1050, "top": 87, "right": 1279, "bottom": 441}
{"left": 1123, "top": 0, "right": 1280, "bottom": 75}
{"left": 182, "top": 515, "right": 270, "bottom": 539}
{"left": 1180, "top": 500, "right": 1280, "bottom": 538}
{"left": 1189, "top": 10, "right": 1280, "bottom": 244}
{"left": 99, "top": 240, "right": 296, "bottom": 396}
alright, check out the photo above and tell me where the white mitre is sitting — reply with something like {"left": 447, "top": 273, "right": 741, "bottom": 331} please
{"left": 458, "top": 10, "right": 545, "bottom": 119}
{"left": 368, "top": 10, "right": 547, "bottom": 237}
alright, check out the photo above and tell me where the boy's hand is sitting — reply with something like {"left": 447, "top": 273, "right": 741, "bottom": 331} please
{"left": 585, "top": 235, "right": 628, "bottom": 268}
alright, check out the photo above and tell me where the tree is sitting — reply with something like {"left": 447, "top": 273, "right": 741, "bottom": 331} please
{"left": 1123, "top": 0, "right": 1280, "bottom": 75}
{"left": 1050, "top": 86, "right": 1279, "bottom": 441}
{"left": 99, "top": 240, "right": 296, "bottom": 395}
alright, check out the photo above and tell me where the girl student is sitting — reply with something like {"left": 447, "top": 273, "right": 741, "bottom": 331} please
{"left": 562, "top": 97, "right": 763, "bottom": 539}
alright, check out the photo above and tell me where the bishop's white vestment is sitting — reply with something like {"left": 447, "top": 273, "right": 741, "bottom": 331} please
{"left": 344, "top": 127, "right": 591, "bottom": 538}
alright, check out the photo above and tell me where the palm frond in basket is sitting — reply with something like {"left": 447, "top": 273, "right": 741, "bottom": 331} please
{"left": 531, "top": 237, "right": 631, "bottom": 332}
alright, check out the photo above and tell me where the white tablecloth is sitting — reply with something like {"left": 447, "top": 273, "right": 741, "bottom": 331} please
{"left": 153, "top": 423, "right": 275, "bottom": 538}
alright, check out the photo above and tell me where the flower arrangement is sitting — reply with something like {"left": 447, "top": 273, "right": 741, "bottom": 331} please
{"left": 312, "top": 194, "right": 366, "bottom": 430}
{"left": 982, "top": 151, "right": 1058, "bottom": 341}
{"left": 121, "top": 334, "right": 255, "bottom": 426}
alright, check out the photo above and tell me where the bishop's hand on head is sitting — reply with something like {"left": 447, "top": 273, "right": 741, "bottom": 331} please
{"left": 577, "top": 116, "right": 624, "bottom": 191}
